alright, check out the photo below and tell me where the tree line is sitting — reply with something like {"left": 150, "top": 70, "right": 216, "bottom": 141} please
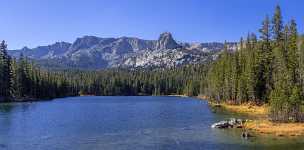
{"left": 65, "top": 65, "right": 207, "bottom": 96}
{"left": 0, "top": 40, "right": 76, "bottom": 102}
{"left": 1, "top": 39, "right": 208, "bottom": 102}
{"left": 205, "top": 5, "right": 304, "bottom": 122}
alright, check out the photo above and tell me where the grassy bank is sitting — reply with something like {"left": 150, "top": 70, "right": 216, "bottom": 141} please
{"left": 216, "top": 103, "right": 268, "bottom": 118}
{"left": 245, "top": 120, "right": 304, "bottom": 136}
{"left": 197, "top": 95, "right": 304, "bottom": 137}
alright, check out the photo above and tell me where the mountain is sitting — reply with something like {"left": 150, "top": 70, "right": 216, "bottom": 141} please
{"left": 9, "top": 42, "right": 71, "bottom": 59}
{"left": 9, "top": 32, "right": 237, "bottom": 69}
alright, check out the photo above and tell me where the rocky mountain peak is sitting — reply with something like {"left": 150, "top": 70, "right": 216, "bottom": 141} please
{"left": 21, "top": 46, "right": 30, "bottom": 51}
{"left": 156, "top": 32, "right": 180, "bottom": 50}
{"left": 70, "top": 36, "right": 101, "bottom": 50}
{"left": 45, "top": 42, "right": 71, "bottom": 52}
{"left": 52, "top": 42, "right": 71, "bottom": 47}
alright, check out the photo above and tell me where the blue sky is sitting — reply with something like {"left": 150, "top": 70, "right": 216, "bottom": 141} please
{"left": 1, "top": 0, "right": 303, "bottom": 49}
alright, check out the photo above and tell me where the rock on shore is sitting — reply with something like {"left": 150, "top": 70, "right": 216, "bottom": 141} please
{"left": 211, "top": 118, "right": 244, "bottom": 129}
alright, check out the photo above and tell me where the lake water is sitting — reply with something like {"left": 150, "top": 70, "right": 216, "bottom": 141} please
{"left": 0, "top": 96, "right": 303, "bottom": 150}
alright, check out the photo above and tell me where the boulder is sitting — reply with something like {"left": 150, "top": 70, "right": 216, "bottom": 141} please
{"left": 211, "top": 118, "right": 244, "bottom": 129}
{"left": 211, "top": 121, "right": 233, "bottom": 128}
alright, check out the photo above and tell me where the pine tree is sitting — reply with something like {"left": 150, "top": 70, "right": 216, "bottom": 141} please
{"left": 16, "top": 54, "right": 27, "bottom": 97}
{"left": 258, "top": 15, "right": 273, "bottom": 102}
{"left": 231, "top": 51, "right": 240, "bottom": 102}
{"left": 288, "top": 86, "right": 302, "bottom": 122}
{"left": 270, "top": 32, "right": 295, "bottom": 122}
{"left": 287, "top": 19, "right": 298, "bottom": 84}
{"left": 272, "top": 5, "right": 284, "bottom": 48}
{"left": 237, "top": 37, "right": 249, "bottom": 103}
{"left": 10, "top": 58, "right": 18, "bottom": 98}
{"left": 300, "top": 35, "right": 304, "bottom": 89}
{"left": 0, "top": 40, "right": 11, "bottom": 101}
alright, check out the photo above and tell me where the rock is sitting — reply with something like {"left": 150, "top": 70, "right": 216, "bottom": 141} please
{"left": 211, "top": 121, "right": 233, "bottom": 128}
{"left": 211, "top": 118, "right": 244, "bottom": 129}
{"left": 229, "top": 118, "right": 237, "bottom": 125}
{"left": 237, "top": 119, "right": 243, "bottom": 123}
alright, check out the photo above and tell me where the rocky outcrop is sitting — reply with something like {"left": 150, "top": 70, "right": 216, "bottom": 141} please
{"left": 69, "top": 36, "right": 101, "bottom": 51}
{"left": 211, "top": 118, "right": 244, "bottom": 129}
{"left": 156, "top": 32, "right": 180, "bottom": 50}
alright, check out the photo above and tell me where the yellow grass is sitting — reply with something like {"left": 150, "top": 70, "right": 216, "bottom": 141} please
{"left": 220, "top": 103, "right": 268, "bottom": 118}
{"left": 196, "top": 96, "right": 304, "bottom": 137}
{"left": 245, "top": 120, "right": 304, "bottom": 136}
{"left": 223, "top": 103, "right": 304, "bottom": 136}
{"left": 219, "top": 103, "right": 304, "bottom": 136}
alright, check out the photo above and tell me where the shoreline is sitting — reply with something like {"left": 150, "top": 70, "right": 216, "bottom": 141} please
{"left": 196, "top": 95, "right": 304, "bottom": 137}
{"left": 0, "top": 95, "right": 188, "bottom": 104}
{"left": 2, "top": 95, "right": 304, "bottom": 137}
{"left": 0, "top": 96, "right": 77, "bottom": 104}
{"left": 0, "top": 97, "right": 50, "bottom": 103}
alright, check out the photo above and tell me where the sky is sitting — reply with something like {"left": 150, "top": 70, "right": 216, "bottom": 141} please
{"left": 1, "top": 0, "right": 303, "bottom": 49}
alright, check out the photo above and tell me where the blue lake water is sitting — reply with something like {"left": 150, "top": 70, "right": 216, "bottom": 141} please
{"left": 0, "top": 96, "right": 303, "bottom": 150}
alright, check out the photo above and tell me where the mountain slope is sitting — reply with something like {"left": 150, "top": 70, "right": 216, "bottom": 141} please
{"left": 9, "top": 32, "right": 237, "bottom": 69}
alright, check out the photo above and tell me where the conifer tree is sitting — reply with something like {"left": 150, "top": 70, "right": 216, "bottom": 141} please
{"left": 272, "top": 5, "right": 284, "bottom": 48}
{"left": 259, "top": 15, "right": 273, "bottom": 102}
{"left": 9, "top": 58, "right": 18, "bottom": 98}
{"left": 300, "top": 35, "right": 304, "bottom": 88}
{"left": 287, "top": 19, "right": 298, "bottom": 84}
{"left": 0, "top": 40, "right": 11, "bottom": 101}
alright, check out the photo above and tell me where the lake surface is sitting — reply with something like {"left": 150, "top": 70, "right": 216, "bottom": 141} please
{"left": 0, "top": 96, "right": 303, "bottom": 150}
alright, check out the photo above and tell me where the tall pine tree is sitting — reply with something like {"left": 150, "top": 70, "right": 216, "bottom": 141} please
{"left": 0, "top": 40, "right": 11, "bottom": 101}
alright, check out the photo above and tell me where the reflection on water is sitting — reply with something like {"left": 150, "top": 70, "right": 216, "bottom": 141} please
{"left": 0, "top": 104, "right": 15, "bottom": 113}
{"left": 0, "top": 96, "right": 303, "bottom": 150}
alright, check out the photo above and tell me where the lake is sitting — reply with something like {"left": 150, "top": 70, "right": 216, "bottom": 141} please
{"left": 0, "top": 96, "right": 303, "bottom": 150}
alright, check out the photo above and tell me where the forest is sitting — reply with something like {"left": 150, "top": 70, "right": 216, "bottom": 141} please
{"left": 205, "top": 6, "right": 304, "bottom": 122}
{"left": 1, "top": 5, "right": 303, "bottom": 122}
{"left": 0, "top": 40, "right": 208, "bottom": 102}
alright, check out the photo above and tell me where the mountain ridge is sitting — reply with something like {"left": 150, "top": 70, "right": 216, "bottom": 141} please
{"left": 9, "top": 32, "right": 237, "bottom": 69}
